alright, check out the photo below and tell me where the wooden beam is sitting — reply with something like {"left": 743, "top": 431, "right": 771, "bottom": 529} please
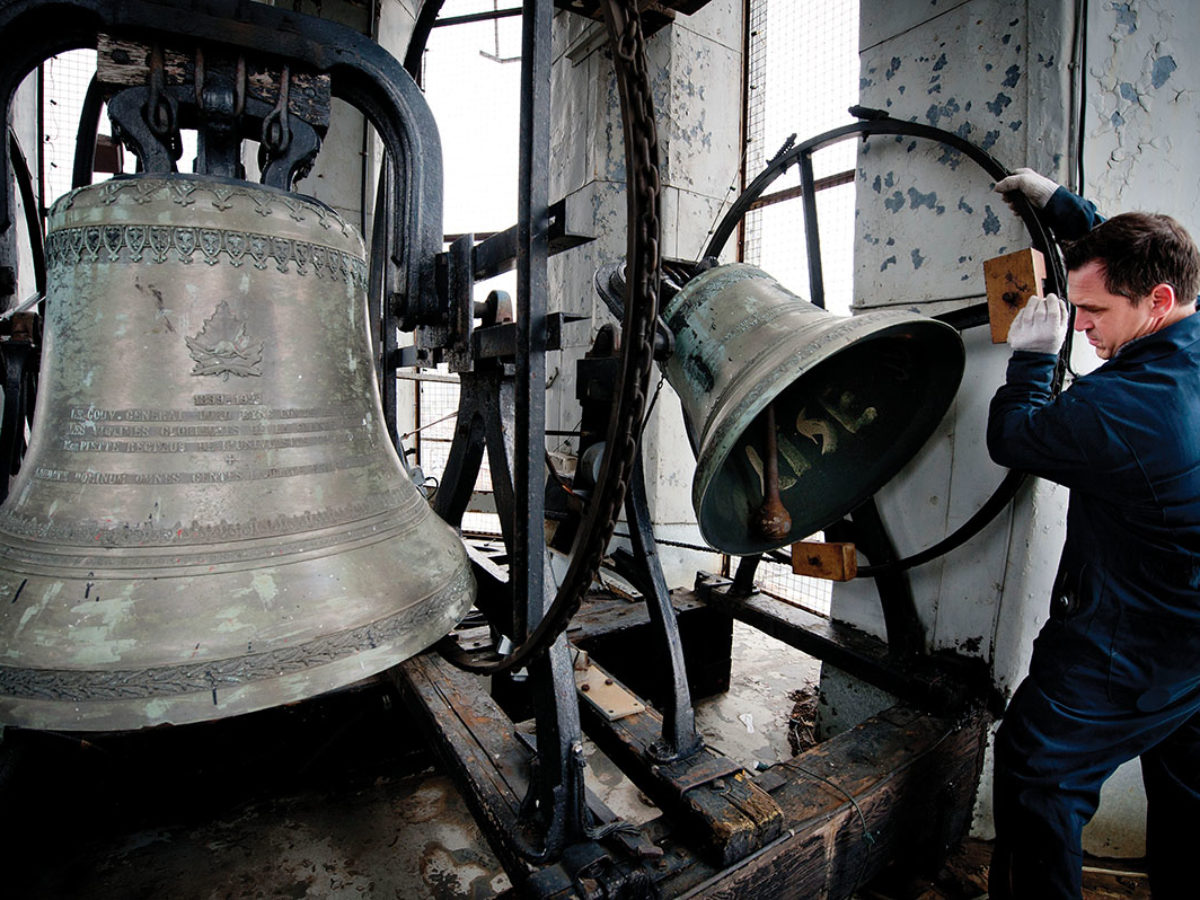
{"left": 791, "top": 541, "right": 857, "bottom": 581}
{"left": 575, "top": 659, "right": 784, "bottom": 868}
{"left": 570, "top": 589, "right": 734, "bottom": 705}
{"left": 96, "top": 34, "right": 332, "bottom": 128}
{"left": 398, "top": 610, "right": 990, "bottom": 897}
{"left": 652, "top": 704, "right": 991, "bottom": 897}
{"left": 694, "top": 579, "right": 988, "bottom": 714}
{"left": 984, "top": 248, "right": 1047, "bottom": 343}
{"left": 390, "top": 653, "right": 534, "bottom": 881}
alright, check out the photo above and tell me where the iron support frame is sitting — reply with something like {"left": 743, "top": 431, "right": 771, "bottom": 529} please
{"left": 621, "top": 452, "right": 702, "bottom": 761}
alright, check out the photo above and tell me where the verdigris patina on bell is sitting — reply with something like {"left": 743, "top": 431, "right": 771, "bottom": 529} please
{"left": 0, "top": 175, "right": 474, "bottom": 731}
{"left": 662, "top": 263, "right": 966, "bottom": 556}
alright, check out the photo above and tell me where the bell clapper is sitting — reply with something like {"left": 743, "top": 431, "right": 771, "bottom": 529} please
{"left": 753, "top": 403, "right": 792, "bottom": 542}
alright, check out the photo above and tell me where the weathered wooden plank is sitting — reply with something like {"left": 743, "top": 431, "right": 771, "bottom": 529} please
{"left": 96, "top": 34, "right": 332, "bottom": 127}
{"left": 984, "top": 247, "right": 1047, "bottom": 343}
{"left": 696, "top": 580, "right": 987, "bottom": 714}
{"left": 651, "top": 703, "right": 990, "bottom": 898}
{"left": 390, "top": 653, "right": 534, "bottom": 881}
{"left": 570, "top": 589, "right": 734, "bottom": 705}
{"left": 576, "top": 659, "right": 784, "bottom": 868}
{"left": 791, "top": 540, "right": 857, "bottom": 581}
{"left": 395, "top": 651, "right": 671, "bottom": 897}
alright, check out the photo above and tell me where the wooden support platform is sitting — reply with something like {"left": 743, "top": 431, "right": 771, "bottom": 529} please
{"left": 569, "top": 588, "right": 734, "bottom": 707}
{"left": 6, "top": 583, "right": 990, "bottom": 898}
{"left": 396, "top": 624, "right": 990, "bottom": 898}
{"left": 575, "top": 658, "right": 783, "bottom": 868}
{"left": 652, "top": 702, "right": 991, "bottom": 897}
{"left": 694, "top": 576, "right": 992, "bottom": 715}
{"left": 392, "top": 651, "right": 539, "bottom": 882}
{"left": 394, "top": 643, "right": 784, "bottom": 888}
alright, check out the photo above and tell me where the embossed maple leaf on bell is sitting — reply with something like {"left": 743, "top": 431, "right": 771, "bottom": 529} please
{"left": 185, "top": 301, "right": 265, "bottom": 379}
{"left": 0, "top": 176, "right": 475, "bottom": 732}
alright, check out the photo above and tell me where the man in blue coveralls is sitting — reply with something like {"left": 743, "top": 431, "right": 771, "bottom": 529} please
{"left": 987, "top": 168, "right": 1200, "bottom": 899}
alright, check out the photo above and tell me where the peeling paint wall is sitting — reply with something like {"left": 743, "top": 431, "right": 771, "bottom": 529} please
{"left": 549, "top": 4, "right": 742, "bottom": 584}
{"left": 1082, "top": 0, "right": 1199, "bottom": 236}
{"left": 839, "top": 0, "right": 1073, "bottom": 679}
{"left": 846, "top": 0, "right": 1200, "bottom": 857}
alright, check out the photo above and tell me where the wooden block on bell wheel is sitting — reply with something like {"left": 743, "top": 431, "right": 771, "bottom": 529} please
{"left": 984, "top": 248, "right": 1047, "bottom": 343}
{"left": 791, "top": 541, "right": 857, "bottom": 581}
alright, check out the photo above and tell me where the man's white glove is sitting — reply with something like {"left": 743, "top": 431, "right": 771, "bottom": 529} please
{"left": 994, "top": 167, "right": 1059, "bottom": 209}
{"left": 1008, "top": 293, "right": 1068, "bottom": 354}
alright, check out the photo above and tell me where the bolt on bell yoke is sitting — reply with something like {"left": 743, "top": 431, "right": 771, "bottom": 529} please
{"left": 661, "top": 263, "right": 966, "bottom": 556}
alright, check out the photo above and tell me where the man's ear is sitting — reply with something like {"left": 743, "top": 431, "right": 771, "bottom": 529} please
{"left": 1149, "top": 282, "right": 1177, "bottom": 318}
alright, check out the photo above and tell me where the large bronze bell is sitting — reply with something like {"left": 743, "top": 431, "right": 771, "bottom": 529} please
{"left": 663, "top": 263, "right": 965, "bottom": 556}
{"left": 0, "top": 175, "right": 474, "bottom": 731}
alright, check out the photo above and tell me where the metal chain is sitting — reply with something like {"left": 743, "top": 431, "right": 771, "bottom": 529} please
{"left": 146, "top": 43, "right": 172, "bottom": 137}
{"left": 438, "top": 0, "right": 660, "bottom": 674}
{"left": 564, "top": 0, "right": 661, "bottom": 611}
{"left": 144, "top": 42, "right": 180, "bottom": 157}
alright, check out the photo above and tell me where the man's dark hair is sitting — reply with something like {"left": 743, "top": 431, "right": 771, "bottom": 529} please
{"left": 1064, "top": 212, "right": 1200, "bottom": 306}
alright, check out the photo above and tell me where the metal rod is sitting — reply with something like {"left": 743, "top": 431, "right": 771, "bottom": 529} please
{"left": 623, "top": 451, "right": 701, "bottom": 758}
{"left": 799, "top": 149, "right": 825, "bottom": 309}
{"left": 747, "top": 168, "right": 854, "bottom": 212}
{"left": 433, "top": 7, "right": 523, "bottom": 28}
{"left": 514, "top": 0, "right": 548, "bottom": 638}
{"left": 754, "top": 403, "right": 791, "bottom": 542}
{"left": 515, "top": 0, "right": 587, "bottom": 857}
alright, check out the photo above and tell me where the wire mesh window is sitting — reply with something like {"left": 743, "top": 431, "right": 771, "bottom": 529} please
{"left": 742, "top": 0, "right": 860, "bottom": 614}
{"left": 754, "top": 536, "right": 836, "bottom": 617}
{"left": 39, "top": 49, "right": 188, "bottom": 207}
{"left": 742, "top": 0, "right": 859, "bottom": 315}
{"left": 41, "top": 50, "right": 99, "bottom": 207}
{"left": 403, "top": 370, "right": 500, "bottom": 536}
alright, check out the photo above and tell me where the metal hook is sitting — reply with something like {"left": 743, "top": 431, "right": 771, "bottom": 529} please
{"left": 261, "top": 65, "right": 291, "bottom": 155}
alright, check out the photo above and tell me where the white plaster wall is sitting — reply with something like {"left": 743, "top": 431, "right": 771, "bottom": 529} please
{"left": 848, "top": 0, "right": 1200, "bottom": 858}
{"left": 9, "top": 73, "right": 41, "bottom": 305}
{"left": 377, "top": 0, "right": 419, "bottom": 73}
{"left": 841, "top": 0, "right": 1073, "bottom": 663}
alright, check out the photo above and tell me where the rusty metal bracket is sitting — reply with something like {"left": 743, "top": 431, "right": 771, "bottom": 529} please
{"left": 652, "top": 751, "right": 745, "bottom": 800}
{"left": 574, "top": 656, "right": 646, "bottom": 720}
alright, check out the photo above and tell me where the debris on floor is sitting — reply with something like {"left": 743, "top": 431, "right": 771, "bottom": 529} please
{"left": 853, "top": 837, "right": 1151, "bottom": 899}
{"left": 787, "top": 684, "right": 820, "bottom": 755}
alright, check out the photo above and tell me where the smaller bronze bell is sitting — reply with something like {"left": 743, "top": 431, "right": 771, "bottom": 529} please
{"left": 662, "top": 263, "right": 965, "bottom": 556}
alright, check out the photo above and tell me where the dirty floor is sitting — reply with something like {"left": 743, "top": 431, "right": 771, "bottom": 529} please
{"left": 1, "top": 622, "right": 1150, "bottom": 898}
